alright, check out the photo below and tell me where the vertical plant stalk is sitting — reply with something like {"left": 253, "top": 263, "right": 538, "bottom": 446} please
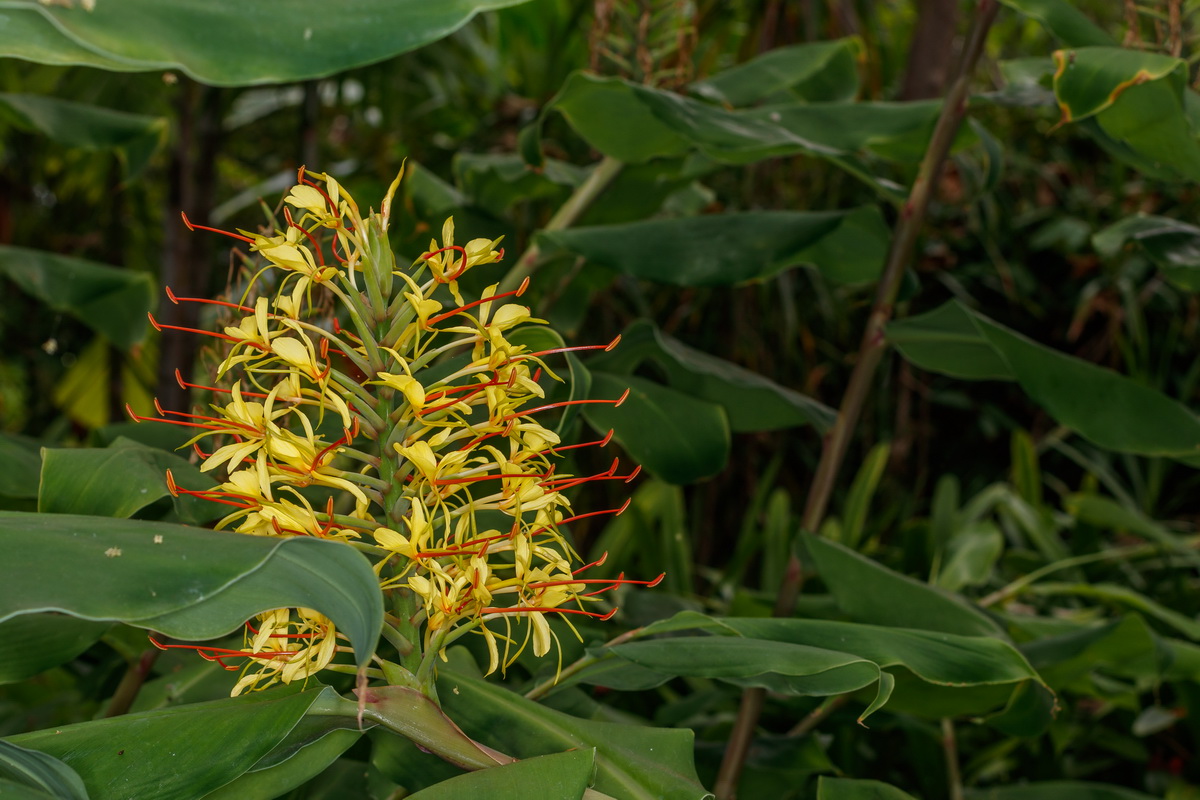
{"left": 497, "top": 155, "right": 624, "bottom": 294}
{"left": 943, "top": 717, "right": 964, "bottom": 800}
{"left": 713, "top": 2, "right": 1000, "bottom": 797}
{"left": 104, "top": 646, "right": 160, "bottom": 718}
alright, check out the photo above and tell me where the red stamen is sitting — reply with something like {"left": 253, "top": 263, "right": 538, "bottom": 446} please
{"left": 181, "top": 212, "right": 255, "bottom": 244}
{"left": 424, "top": 277, "right": 530, "bottom": 328}
{"left": 497, "top": 388, "right": 630, "bottom": 424}
{"left": 479, "top": 606, "right": 619, "bottom": 621}
{"left": 165, "top": 286, "right": 255, "bottom": 313}
{"left": 573, "top": 552, "right": 609, "bottom": 575}
{"left": 554, "top": 429, "right": 615, "bottom": 453}
{"left": 518, "top": 334, "right": 622, "bottom": 362}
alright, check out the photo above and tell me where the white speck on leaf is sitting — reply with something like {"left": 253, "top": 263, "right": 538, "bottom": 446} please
{"left": 153, "top": 535, "right": 163, "bottom": 544}
{"left": 105, "top": 547, "right": 122, "bottom": 558}
{"left": 304, "top": 27, "right": 312, "bottom": 41}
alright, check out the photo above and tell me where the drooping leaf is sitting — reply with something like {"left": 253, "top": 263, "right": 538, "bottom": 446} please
{"left": 8, "top": 687, "right": 334, "bottom": 800}
{"left": 39, "top": 438, "right": 218, "bottom": 523}
{"left": 997, "top": 0, "right": 1116, "bottom": 47}
{"left": 1051, "top": 48, "right": 1183, "bottom": 123}
{"left": 689, "top": 38, "right": 862, "bottom": 107}
{"left": 583, "top": 372, "right": 729, "bottom": 485}
{"left": 539, "top": 207, "right": 888, "bottom": 288}
{"left": 887, "top": 301, "right": 1200, "bottom": 461}
{"left": 587, "top": 320, "right": 834, "bottom": 433}
{"left": 0, "top": 0, "right": 536, "bottom": 87}
{"left": 0, "top": 246, "right": 153, "bottom": 351}
{"left": 0, "top": 614, "right": 110, "bottom": 685}
{"left": 802, "top": 533, "right": 1003, "bottom": 637}
{"left": 0, "top": 740, "right": 88, "bottom": 800}
{"left": 1093, "top": 213, "right": 1200, "bottom": 291}
{"left": 0, "top": 93, "right": 166, "bottom": 176}
{"left": 406, "top": 750, "right": 596, "bottom": 800}
{"left": 0, "top": 511, "right": 381, "bottom": 668}
{"left": 438, "top": 671, "right": 711, "bottom": 800}
{"left": 1017, "top": 614, "right": 1167, "bottom": 692}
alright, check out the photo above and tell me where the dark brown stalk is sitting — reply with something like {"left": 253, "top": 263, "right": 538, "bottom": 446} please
{"left": 712, "top": 2, "right": 1001, "bottom": 796}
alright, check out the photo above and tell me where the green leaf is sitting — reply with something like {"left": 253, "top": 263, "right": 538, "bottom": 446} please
{"left": 818, "top": 777, "right": 921, "bottom": 800}
{"left": 997, "top": 0, "right": 1115, "bottom": 47}
{"left": 587, "top": 320, "right": 834, "bottom": 433}
{"left": 838, "top": 442, "right": 890, "bottom": 550}
{"left": 690, "top": 38, "right": 863, "bottom": 107}
{"left": 887, "top": 301, "right": 1200, "bottom": 461}
{"left": 1024, "top": 582, "right": 1200, "bottom": 640}
{"left": 41, "top": 441, "right": 219, "bottom": 522}
{"left": 582, "top": 372, "right": 729, "bottom": 485}
{"left": 1065, "top": 493, "right": 1200, "bottom": 568}
{"left": 0, "top": 511, "right": 381, "bottom": 668}
{"left": 201, "top": 719, "right": 362, "bottom": 800}
{"left": 438, "top": 671, "right": 711, "bottom": 800}
{"left": 0, "top": 93, "right": 166, "bottom": 177}
{"left": 540, "top": 72, "right": 952, "bottom": 192}
{"left": 0, "top": 0, "right": 535, "bottom": 87}
{"left": 965, "top": 782, "right": 1157, "bottom": 800}
{"left": 936, "top": 521, "right": 1004, "bottom": 592}
{"left": 1050, "top": 48, "right": 1200, "bottom": 181}
{"left": 1051, "top": 48, "right": 1183, "bottom": 123}
{"left": 0, "top": 245, "right": 153, "bottom": 351}
{"left": 802, "top": 533, "right": 1003, "bottom": 637}
{"left": 0, "top": 434, "right": 42, "bottom": 500}
{"left": 0, "top": 614, "right": 109, "bottom": 684}
{"left": 1019, "top": 615, "right": 1166, "bottom": 692}
{"left": 1093, "top": 213, "right": 1200, "bottom": 291}
{"left": 39, "top": 438, "right": 218, "bottom": 523}
{"left": 407, "top": 750, "right": 595, "bottom": 800}
{"left": 7, "top": 687, "right": 333, "bottom": 800}
{"left": 539, "top": 207, "right": 888, "bottom": 288}
{"left": 0, "top": 740, "right": 88, "bottom": 800}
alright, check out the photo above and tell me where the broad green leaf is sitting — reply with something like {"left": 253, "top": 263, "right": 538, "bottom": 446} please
{"left": 1050, "top": 48, "right": 1200, "bottom": 181}
{"left": 1093, "top": 213, "right": 1200, "bottom": 291}
{"left": 0, "top": 0, "right": 535, "bottom": 86}
{"left": 369, "top": 728, "right": 465, "bottom": 794}
{"left": 884, "top": 302, "right": 1013, "bottom": 380}
{"left": 0, "top": 93, "right": 166, "bottom": 176}
{"left": 539, "top": 72, "right": 956, "bottom": 192}
{"left": 438, "top": 671, "right": 711, "bottom": 800}
{"left": 0, "top": 434, "right": 41, "bottom": 500}
{"left": 998, "top": 0, "right": 1115, "bottom": 47}
{"left": 39, "top": 438, "right": 218, "bottom": 523}
{"left": 690, "top": 38, "right": 862, "bottom": 107}
{"left": 0, "top": 245, "right": 152, "bottom": 351}
{"left": 539, "top": 207, "right": 887, "bottom": 288}
{"left": 0, "top": 511, "right": 381, "bottom": 668}
{"left": 0, "top": 740, "right": 88, "bottom": 800}
{"left": 407, "top": 750, "right": 595, "bottom": 800}
{"left": 818, "top": 777, "right": 920, "bottom": 800}
{"left": 586, "top": 320, "right": 834, "bottom": 433}
{"left": 7, "top": 686, "right": 332, "bottom": 800}
{"left": 583, "top": 372, "right": 729, "bottom": 485}
{"left": 201, "top": 720, "right": 362, "bottom": 800}
{"left": 613, "top": 635, "right": 886, "bottom": 701}
{"left": 0, "top": 614, "right": 109, "bottom": 684}
{"left": 966, "top": 782, "right": 1157, "bottom": 800}
{"left": 1024, "top": 582, "right": 1200, "bottom": 640}
{"left": 887, "top": 301, "right": 1200, "bottom": 460}
{"left": 454, "top": 153, "right": 585, "bottom": 216}
{"left": 1018, "top": 615, "right": 1166, "bottom": 692}
{"left": 1051, "top": 48, "right": 1183, "bottom": 123}
{"left": 802, "top": 533, "right": 1003, "bottom": 637}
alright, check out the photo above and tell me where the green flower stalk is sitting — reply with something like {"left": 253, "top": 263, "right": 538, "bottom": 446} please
{"left": 132, "top": 168, "right": 660, "bottom": 697}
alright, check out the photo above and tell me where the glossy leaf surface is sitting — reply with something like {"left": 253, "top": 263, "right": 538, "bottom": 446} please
{"left": 407, "top": 749, "right": 595, "bottom": 800}
{"left": 0, "top": 511, "right": 381, "bottom": 667}
{"left": 0, "top": 0, "right": 534, "bottom": 86}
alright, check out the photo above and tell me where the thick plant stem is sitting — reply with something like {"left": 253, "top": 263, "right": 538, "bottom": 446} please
{"left": 713, "top": 3, "right": 1001, "bottom": 797}
{"left": 497, "top": 156, "right": 624, "bottom": 294}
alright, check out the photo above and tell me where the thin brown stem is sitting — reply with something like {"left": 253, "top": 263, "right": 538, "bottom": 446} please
{"left": 943, "top": 717, "right": 964, "bottom": 800}
{"left": 104, "top": 647, "right": 161, "bottom": 718}
{"left": 713, "top": 3, "right": 1001, "bottom": 797}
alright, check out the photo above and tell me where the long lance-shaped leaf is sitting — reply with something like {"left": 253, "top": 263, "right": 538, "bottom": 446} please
{"left": 0, "top": 245, "right": 153, "bottom": 351}
{"left": 7, "top": 686, "right": 336, "bottom": 800}
{"left": 0, "top": 511, "right": 381, "bottom": 668}
{"left": 406, "top": 750, "right": 596, "bottom": 800}
{"left": 886, "top": 300, "right": 1200, "bottom": 462}
{"left": 438, "top": 671, "right": 711, "bottom": 800}
{"left": 0, "top": 0, "right": 535, "bottom": 87}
